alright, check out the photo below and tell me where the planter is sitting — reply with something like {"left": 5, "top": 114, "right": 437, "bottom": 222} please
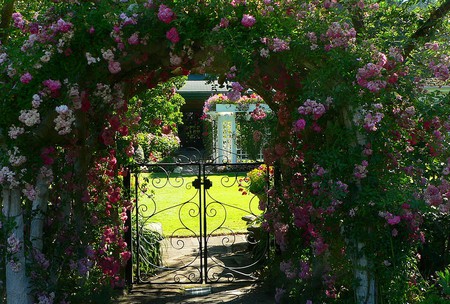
{"left": 215, "top": 104, "right": 237, "bottom": 112}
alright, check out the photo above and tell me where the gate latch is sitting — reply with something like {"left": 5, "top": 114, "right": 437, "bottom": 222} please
{"left": 193, "top": 177, "right": 212, "bottom": 190}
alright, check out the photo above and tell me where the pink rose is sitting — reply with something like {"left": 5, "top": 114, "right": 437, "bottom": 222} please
{"left": 43, "top": 79, "right": 62, "bottom": 92}
{"left": 108, "top": 61, "right": 121, "bottom": 74}
{"left": 241, "top": 14, "right": 256, "bottom": 28}
{"left": 158, "top": 4, "right": 175, "bottom": 24}
{"left": 128, "top": 33, "right": 139, "bottom": 45}
{"left": 166, "top": 27, "right": 180, "bottom": 44}
{"left": 387, "top": 215, "right": 401, "bottom": 225}
{"left": 20, "top": 72, "right": 32, "bottom": 84}
{"left": 220, "top": 17, "right": 229, "bottom": 28}
{"left": 294, "top": 119, "right": 306, "bottom": 132}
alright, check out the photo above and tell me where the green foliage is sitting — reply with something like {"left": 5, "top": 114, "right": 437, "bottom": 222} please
{"left": 132, "top": 77, "right": 186, "bottom": 134}
{"left": 131, "top": 77, "right": 186, "bottom": 162}
{"left": 133, "top": 219, "right": 164, "bottom": 275}
{"left": 136, "top": 132, "right": 180, "bottom": 163}
{"left": 436, "top": 267, "right": 450, "bottom": 296}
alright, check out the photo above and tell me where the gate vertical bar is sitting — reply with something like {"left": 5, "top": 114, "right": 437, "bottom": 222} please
{"left": 198, "top": 163, "right": 204, "bottom": 283}
{"left": 202, "top": 164, "right": 208, "bottom": 283}
{"left": 124, "top": 168, "right": 133, "bottom": 289}
{"left": 134, "top": 172, "right": 141, "bottom": 283}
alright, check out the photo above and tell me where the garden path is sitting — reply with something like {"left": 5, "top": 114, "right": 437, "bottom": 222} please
{"left": 115, "top": 282, "right": 275, "bottom": 304}
{"left": 115, "top": 235, "right": 275, "bottom": 303}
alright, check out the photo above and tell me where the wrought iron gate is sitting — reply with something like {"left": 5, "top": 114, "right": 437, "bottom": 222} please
{"left": 124, "top": 158, "right": 270, "bottom": 286}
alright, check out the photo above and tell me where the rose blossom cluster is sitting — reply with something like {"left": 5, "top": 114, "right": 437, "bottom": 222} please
{"left": 260, "top": 37, "right": 290, "bottom": 53}
{"left": 18, "top": 109, "right": 40, "bottom": 127}
{"left": 22, "top": 183, "right": 37, "bottom": 201}
{"left": 363, "top": 111, "right": 384, "bottom": 131}
{"left": 43, "top": 79, "right": 62, "bottom": 97}
{"left": 158, "top": 4, "right": 176, "bottom": 23}
{"left": 424, "top": 180, "right": 450, "bottom": 212}
{"left": 8, "top": 147, "right": 27, "bottom": 167}
{"left": 356, "top": 63, "right": 386, "bottom": 93}
{"left": 323, "top": 22, "right": 356, "bottom": 51}
{"left": 298, "top": 99, "right": 326, "bottom": 120}
{"left": 241, "top": 14, "right": 256, "bottom": 27}
{"left": 357, "top": 50, "right": 405, "bottom": 92}
{"left": 12, "top": 12, "right": 26, "bottom": 31}
{"left": 8, "top": 126, "right": 25, "bottom": 139}
{"left": 306, "top": 32, "right": 318, "bottom": 50}
{"left": 250, "top": 105, "right": 267, "bottom": 120}
{"left": 429, "top": 54, "right": 450, "bottom": 81}
{"left": 354, "top": 160, "right": 369, "bottom": 179}
{"left": 0, "top": 166, "right": 18, "bottom": 188}
{"left": 54, "top": 105, "right": 76, "bottom": 135}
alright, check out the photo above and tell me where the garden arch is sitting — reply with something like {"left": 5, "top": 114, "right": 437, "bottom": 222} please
{"left": 1, "top": 1, "right": 450, "bottom": 304}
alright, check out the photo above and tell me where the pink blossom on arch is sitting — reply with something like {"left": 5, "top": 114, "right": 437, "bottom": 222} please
{"left": 144, "top": 0, "right": 154, "bottom": 8}
{"left": 298, "top": 99, "right": 326, "bottom": 120}
{"left": 20, "top": 72, "right": 32, "bottom": 84}
{"left": 56, "top": 18, "right": 73, "bottom": 33}
{"left": 250, "top": 106, "right": 267, "bottom": 121}
{"left": 241, "top": 14, "right": 256, "bottom": 28}
{"left": 354, "top": 160, "right": 368, "bottom": 179}
{"left": 108, "top": 61, "right": 121, "bottom": 74}
{"left": 127, "top": 32, "right": 139, "bottom": 45}
{"left": 387, "top": 215, "right": 401, "bottom": 225}
{"left": 294, "top": 119, "right": 306, "bottom": 132}
{"left": 12, "top": 12, "right": 25, "bottom": 31}
{"left": 166, "top": 27, "right": 180, "bottom": 44}
{"left": 313, "top": 237, "right": 329, "bottom": 256}
{"left": 220, "top": 17, "right": 229, "bottom": 28}
{"left": 158, "top": 4, "right": 175, "bottom": 24}
{"left": 425, "top": 42, "right": 439, "bottom": 51}
{"left": 43, "top": 79, "right": 62, "bottom": 93}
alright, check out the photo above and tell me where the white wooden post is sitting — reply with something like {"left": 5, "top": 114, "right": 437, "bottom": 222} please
{"left": 30, "top": 174, "right": 49, "bottom": 251}
{"left": 354, "top": 242, "right": 376, "bottom": 304}
{"left": 2, "top": 187, "right": 30, "bottom": 304}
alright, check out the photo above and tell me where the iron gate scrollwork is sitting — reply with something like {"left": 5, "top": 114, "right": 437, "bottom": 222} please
{"left": 125, "top": 159, "right": 270, "bottom": 286}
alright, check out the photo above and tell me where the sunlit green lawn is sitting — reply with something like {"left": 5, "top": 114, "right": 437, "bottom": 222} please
{"left": 133, "top": 172, "right": 263, "bottom": 237}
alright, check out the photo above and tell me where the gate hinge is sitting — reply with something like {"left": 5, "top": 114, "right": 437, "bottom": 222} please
{"left": 193, "top": 177, "right": 212, "bottom": 190}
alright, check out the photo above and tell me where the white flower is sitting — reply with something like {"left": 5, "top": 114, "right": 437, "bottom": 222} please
{"left": 54, "top": 105, "right": 75, "bottom": 135}
{"left": 0, "top": 53, "right": 8, "bottom": 64}
{"left": 101, "top": 48, "right": 115, "bottom": 61}
{"left": 18, "top": 109, "right": 40, "bottom": 127}
{"left": 86, "top": 52, "right": 99, "bottom": 65}
{"left": 260, "top": 48, "right": 269, "bottom": 58}
{"left": 22, "top": 183, "right": 37, "bottom": 201}
{"left": 0, "top": 166, "right": 18, "bottom": 188}
{"left": 40, "top": 50, "right": 52, "bottom": 63}
{"left": 8, "top": 147, "right": 27, "bottom": 167}
{"left": 8, "top": 125, "right": 25, "bottom": 139}
{"left": 32, "top": 94, "right": 42, "bottom": 108}
{"left": 55, "top": 105, "right": 69, "bottom": 114}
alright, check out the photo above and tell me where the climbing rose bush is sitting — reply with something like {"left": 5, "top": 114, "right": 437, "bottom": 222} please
{"left": 0, "top": 1, "right": 449, "bottom": 304}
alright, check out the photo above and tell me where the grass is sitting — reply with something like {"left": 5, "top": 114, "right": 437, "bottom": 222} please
{"left": 133, "top": 172, "right": 263, "bottom": 237}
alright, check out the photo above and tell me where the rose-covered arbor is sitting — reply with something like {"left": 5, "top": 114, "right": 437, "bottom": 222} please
{"left": 1, "top": 1, "right": 450, "bottom": 303}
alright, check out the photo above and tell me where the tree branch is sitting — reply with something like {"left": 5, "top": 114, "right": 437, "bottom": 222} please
{"left": 404, "top": 0, "right": 450, "bottom": 59}
{"left": 0, "top": 0, "right": 16, "bottom": 42}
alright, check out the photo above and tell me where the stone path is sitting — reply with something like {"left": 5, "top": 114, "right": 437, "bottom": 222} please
{"left": 115, "top": 283, "right": 275, "bottom": 303}
{"left": 115, "top": 234, "right": 275, "bottom": 303}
